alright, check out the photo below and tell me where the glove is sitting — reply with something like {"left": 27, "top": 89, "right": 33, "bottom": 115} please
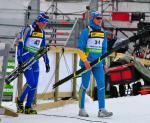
{"left": 103, "top": 64, "right": 108, "bottom": 73}
{"left": 45, "top": 64, "right": 50, "bottom": 73}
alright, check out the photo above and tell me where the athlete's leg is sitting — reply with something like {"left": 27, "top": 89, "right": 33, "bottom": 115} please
{"left": 25, "top": 63, "right": 39, "bottom": 108}
{"left": 19, "top": 67, "right": 35, "bottom": 102}
{"left": 92, "top": 67, "right": 105, "bottom": 109}
{"left": 79, "top": 70, "right": 91, "bottom": 109}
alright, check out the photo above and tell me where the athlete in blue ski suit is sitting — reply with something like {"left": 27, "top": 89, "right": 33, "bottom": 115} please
{"left": 17, "top": 12, "right": 50, "bottom": 114}
{"left": 78, "top": 11, "right": 113, "bottom": 117}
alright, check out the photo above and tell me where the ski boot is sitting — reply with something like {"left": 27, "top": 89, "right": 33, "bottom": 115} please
{"left": 16, "top": 98, "right": 24, "bottom": 113}
{"left": 79, "top": 109, "right": 89, "bottom": 117}
{"left": 24, "top": 106, "right": 37, "bottom": 114}
{"left": 98, "top": 109, "right": 113, "bottom": 117}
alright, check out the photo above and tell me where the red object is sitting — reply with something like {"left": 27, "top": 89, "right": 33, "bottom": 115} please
{"left": 56, "top": 32, "right": 65, "bottom": 35}
{"left": 112, "top": 12, "right": 130, "bottom": 21}
{"left": 82, "top": 12, "right": 86, "bottom": 19}
{"left": 61, "top": 21, "right": 71, "bottom": 25}
{"left": 108, "top": 65, "right": 133, "bottom": 85}
{"left": 139, "top": 90, "right": 150, "bottom": 95}
{"left": 136, "top": 53, "right": 144, "bottom": 58}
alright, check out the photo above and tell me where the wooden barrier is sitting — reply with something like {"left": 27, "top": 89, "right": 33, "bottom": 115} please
{"left": 33, "top": 100, "right": 77, "bottom": 111}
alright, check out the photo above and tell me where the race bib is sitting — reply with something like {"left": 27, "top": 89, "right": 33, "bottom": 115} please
{"left": 25, "top": 38, "right": 42, "bottom": 53}
{"left": 86, "top": 38, "right": 103, "bottom": 53}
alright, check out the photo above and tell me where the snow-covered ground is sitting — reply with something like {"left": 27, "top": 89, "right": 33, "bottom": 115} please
{"left": 1, "top": 94, "right": 150, "bottom": 123}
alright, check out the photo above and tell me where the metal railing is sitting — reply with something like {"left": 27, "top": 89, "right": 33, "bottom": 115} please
{"left": 45, "top": 18, "right": 84, "bottom": 47}
{"left": 65, "top": 18, "right": 82, "bottom": 47}
{"left": 0, "top": 43, "right": 10, "bottom": 105}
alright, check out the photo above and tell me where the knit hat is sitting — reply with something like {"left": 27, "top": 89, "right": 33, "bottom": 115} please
{"left": 90, "top": 10, "right": 102, "bottom": 19}
{"left": 36, "top": 12, "right": 49, "bottom": 24}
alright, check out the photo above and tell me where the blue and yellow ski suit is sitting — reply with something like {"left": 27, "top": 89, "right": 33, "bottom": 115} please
{"left": 78, "top": 19, "right": 107, "bottom": 110}
{"left": 17, "top": 22, "right": 49, "bottom": 108}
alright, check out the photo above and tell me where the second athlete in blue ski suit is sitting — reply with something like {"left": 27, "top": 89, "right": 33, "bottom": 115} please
{"left": 78, "top": 11, "right": 113, "bottom": 117}
{"left": 16, "top": 12, "right": 50, "bottom": 114}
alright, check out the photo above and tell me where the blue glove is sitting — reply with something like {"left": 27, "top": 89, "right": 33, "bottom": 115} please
{"left": 45, "top": 64, "right": 50, "bottom": 73}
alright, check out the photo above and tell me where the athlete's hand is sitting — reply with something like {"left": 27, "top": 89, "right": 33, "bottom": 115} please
{"left": 45, "top": 64, "right": 50, "bottom": 73}
{"left": 103, "top": 64, "right": 108, "bottom": 73}
{"left": 84, "top": 60, "right": 91, "bottom": 70}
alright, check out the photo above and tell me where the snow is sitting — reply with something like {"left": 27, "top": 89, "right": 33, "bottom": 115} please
{"left": 1, "top": 94, "right": 150, "bottom": 123}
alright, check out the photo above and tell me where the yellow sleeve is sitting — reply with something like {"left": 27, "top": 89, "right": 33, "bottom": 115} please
{"left": 77, "top": 49, "right": 88, "bottom": 62}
